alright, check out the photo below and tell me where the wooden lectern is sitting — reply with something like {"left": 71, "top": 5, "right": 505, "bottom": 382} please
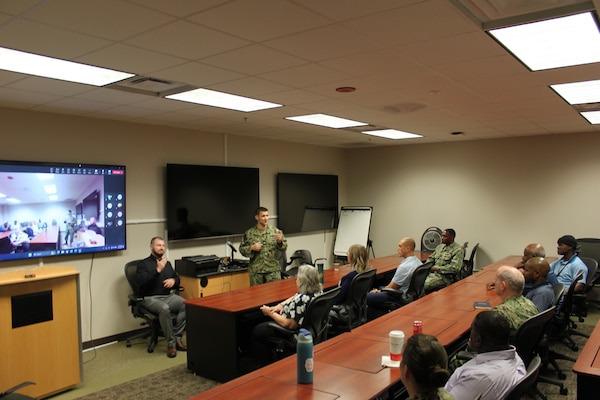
{"left": 0, "top": 266, "right": 82, "bottom": 399}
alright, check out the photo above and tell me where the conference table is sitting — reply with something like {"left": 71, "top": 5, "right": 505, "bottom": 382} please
{"left": 188, "top": 255, "right": 518, "bottom": 400}
{"left": 186, "top": 254, "right": 518, "bottom": 396}
{"left": 184, "top": 253, "right": 414, "bottom": 382}
{"left": 573, "top": 319, "right": 600, "bottom": 400}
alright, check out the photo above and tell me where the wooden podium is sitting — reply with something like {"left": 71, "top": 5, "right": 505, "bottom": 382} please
{"left": 0, "top": 266, "right": 82, "bottom": 399}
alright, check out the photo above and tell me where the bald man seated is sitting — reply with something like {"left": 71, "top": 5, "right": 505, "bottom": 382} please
{"left": 521, "top": 257, "right": 556, "bottom": 312}
{"left": 493, "top": 265, "right": 539, "bottom": 338}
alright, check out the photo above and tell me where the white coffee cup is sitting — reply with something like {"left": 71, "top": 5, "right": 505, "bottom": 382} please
{"left": 389, "top": 330, "right": 405, "bottom": 361}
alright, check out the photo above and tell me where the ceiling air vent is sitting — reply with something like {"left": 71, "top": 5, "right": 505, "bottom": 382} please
{"left": 107, "top": 75, "right": 194, "bottom": 97}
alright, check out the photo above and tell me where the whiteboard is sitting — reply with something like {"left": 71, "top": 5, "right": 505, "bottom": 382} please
{"left": 333, "top": 206, "right": 373, "bottom": 257}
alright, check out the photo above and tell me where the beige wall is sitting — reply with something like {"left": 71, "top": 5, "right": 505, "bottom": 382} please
{"left": 3, "top": 106, "right": 600, "bottom": 343}
{"left": 0, "top": 108, "right": 345, "bottom": 342}
{"left": 345, "top": 132, "right": 600, "bottom": 269}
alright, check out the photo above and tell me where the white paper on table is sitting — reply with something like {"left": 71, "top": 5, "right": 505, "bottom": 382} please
{"left": 381, "top": 355, "right": 400, "bottom": 368}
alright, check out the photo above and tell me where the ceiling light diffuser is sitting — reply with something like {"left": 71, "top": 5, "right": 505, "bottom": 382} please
{"left": 285, "top": 114, "right": 367, "bottom": 128}
{"left": 361, "top": 129, "right": 422, "bottom": 140}
{"left": 488, "top": 12, "right": 600, "bottom": 71}
{"left": 166, "top": 88, "right": 282, "bottom": 112}
{"left": 581, "top": 111, "right": 600, "bottom": 124}
{"left": 551, "top": 79, "right": 600, "bottom": 104}
{"left": 0, "top": 47, "right": 134, "bottom": 86}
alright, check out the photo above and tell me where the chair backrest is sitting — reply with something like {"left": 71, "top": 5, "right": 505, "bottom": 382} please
{"left": 301, "top": 286, "right": 341, "bottom": 344}
{"left": 124, "top": 260, "right": 142, "bottom": 296}
{"left": 276, "top": 248, "right": 287, "bottom": 275}
{"left": 552, "top": 283, "right": 565, "bottom": 306}
{"left": 505, "top": 355, "right": 542, "bottom": 400}
{"left": 343, "top": 269, "right": 376, "bottom": 328}
{"left": 552, "top": 270, "right": 584, "bottom": 332}
{"left": 576, "top": 238, "right": 600, "bottom": 268}
{"left": 405, "top": 261, "right": 433, "bottom": 302}
{"left": 579, "top": 256, "right": 598, "bottom": 290}
{"left": 562, "top": 269, "right": 584, "bottom": 311}
{"left": 513, "top": 306, "right": 556, "bottom": 365}
{"left": 460, "top": 243, "right": 479, "bottom": 279}
{"left": 420, "top": 227, "right": 442, "bottom": 253}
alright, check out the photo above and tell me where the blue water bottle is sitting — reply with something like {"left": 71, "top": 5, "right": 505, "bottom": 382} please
{"left": 297, "top": 328, "right": 314, "bottom": 384}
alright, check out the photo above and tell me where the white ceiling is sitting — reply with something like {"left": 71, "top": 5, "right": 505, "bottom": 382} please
{"left": 1, "top": 0, "right": 599, "bottom": 148}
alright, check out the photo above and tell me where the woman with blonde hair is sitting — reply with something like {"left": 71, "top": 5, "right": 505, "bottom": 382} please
{"left": 336, "top": 244, "right": 372, "bottom": 303}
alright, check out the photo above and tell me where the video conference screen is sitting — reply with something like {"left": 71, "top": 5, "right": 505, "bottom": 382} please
{"left": 0, "top": 159, "right": 126, "bottom": 262}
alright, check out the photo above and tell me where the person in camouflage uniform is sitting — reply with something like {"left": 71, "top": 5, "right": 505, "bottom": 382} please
{"left": 424, "top": 229, "right": 465, "bottom": 293}
{"left": 240, "top": 206, "right": 287, "bottom": 286}
{"left": 493, "top": 265, "right": 539, "bottom": 338}
{"left": 400, "top": 334, "right": 454, "bottom": 400}
{"left": 448, "top": 264, "right": 539, "bottom": 372}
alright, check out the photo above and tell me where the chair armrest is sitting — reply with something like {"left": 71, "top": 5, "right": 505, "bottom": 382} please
{"left": 439, "top": 270, "right": 457, "bottom": 276}
{"left": 456, "top": 350, "right": 476, "bottom": 361}
{"left": 381, "top": 287, "right": 404, "bottom": 299}
{"left": 267, "top": 321, "right": 296, "bottom": 336}
{"left": 128, "top": 293, "right": 143, "bottom": 303}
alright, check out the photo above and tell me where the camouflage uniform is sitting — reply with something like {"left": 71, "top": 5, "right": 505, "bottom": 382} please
{"left": 409, "top": 388, "right": 455, "bottom": 400}
{"left": 424, "top": 242, "right": 465, "bottom": 293}
{"left": 240, "top": 224, "right": 287, "bottom": 286}
{"left": 495, "top": 295, "right": 539, "bottom": 338}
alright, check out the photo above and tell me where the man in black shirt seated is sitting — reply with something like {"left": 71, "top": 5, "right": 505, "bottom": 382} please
{"left": 137, "top": 236, "right": 186, "bottom": 358}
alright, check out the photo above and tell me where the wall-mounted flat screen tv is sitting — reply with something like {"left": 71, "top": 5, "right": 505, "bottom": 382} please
{"left": 166, "top": 164, "right": 259, "bottom": 241}
{"left": 0, "top": 160, "right": 126, "bottom": 262}
{"left": 277, "top": 173, "right": 338, "bottom": 234}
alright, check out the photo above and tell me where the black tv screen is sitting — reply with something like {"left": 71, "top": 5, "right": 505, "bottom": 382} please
{"left": 0, "top": 160, "right": 126, "bottom": 262}
{"left": 166, "top": 164, "right": 259, "bottom": 241}
{"left": 277, "top": 173, "right": 338, "bottom": 234}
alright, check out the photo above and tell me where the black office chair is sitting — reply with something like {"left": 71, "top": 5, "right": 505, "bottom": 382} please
{"left": 539, "top": 271, "right": 584, "bottom": 385}
{"left": 266, "top": 286, "right": 341, "bottom": 357}
{"left": 552, "top": 283, "right": 565, "bottom": 306}
{"left": 459, "top": 243, "right": 479, "bottom": 279}
{"left": 576, "top": 238, "right": 600, "bottom": 268}
{"left": 282, "top": 249, "right": 313, "bottom": 277}
{"left": 367, "top": 261, "right": 433, "bottom": 320}
{"left": 0, "top": 382, "right": 35, "bottom": 400}
{"left": 381, "top": 261, "right": 433, "bottom": 304}
{"left": 329, "top": 269, "right": 376, "bottom": 334}
{"left": 124, "top": 260, "right": 183, "bottom": 353}
{"left": 572, "top": 256, "right": 598, "bottom": 322}
{"left": 513, "top": 306, "right": 564, "bottom": 399}
{"left": 505, "top": 355, "right": 542, "bottom": 400}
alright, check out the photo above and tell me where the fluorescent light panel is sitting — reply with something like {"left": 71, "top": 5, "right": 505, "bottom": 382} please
{"left": 285, "top": 114, "right": 367, "bottom": 128}
{"left": 0, "top": 47, "right": 134, "bottom": 86}
{"left": 581, "top": 111, "right": 600, "bottom": 124}
{"left": 166, "top": 88, "right": 282, "bottom": 112}
{"left": 551, "top": 79, "right": 600, "bottom": 104}
{"left": 488, "top": 12, "right": 600, "bottom": 71}
{"left": 361, "top": 129, "right": 422, "bottom": 140}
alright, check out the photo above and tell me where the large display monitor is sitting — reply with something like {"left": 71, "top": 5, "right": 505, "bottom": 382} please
{"left": 166, "top": 164, "right": 260, "bottom": 241}
{"left": 0, "top": 159, "right": 126, "bottom": 262}
{"left": 276, "top": 173, "right": 338, "bottom": 234}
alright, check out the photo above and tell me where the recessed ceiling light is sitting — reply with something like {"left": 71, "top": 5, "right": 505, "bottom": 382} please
{"left": 581, "top": 110, "right": 600, "bottom": 124}
{"left": 166, "top": 88, "right": 282, "bottom": 112}
{"left": 361, "top": 129, "right": 422, "bottom": 140}
{"left": 488, "top": 12, "right": 600, "bottom": 71}
{"left": 285, "top": 114, "right": 368, "bottom": 128}
{"left": 551, "top": 79, "right": 600, "bottom": 104}
{"left": 0, "top": 47, "right": 134, "bottom": 86}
